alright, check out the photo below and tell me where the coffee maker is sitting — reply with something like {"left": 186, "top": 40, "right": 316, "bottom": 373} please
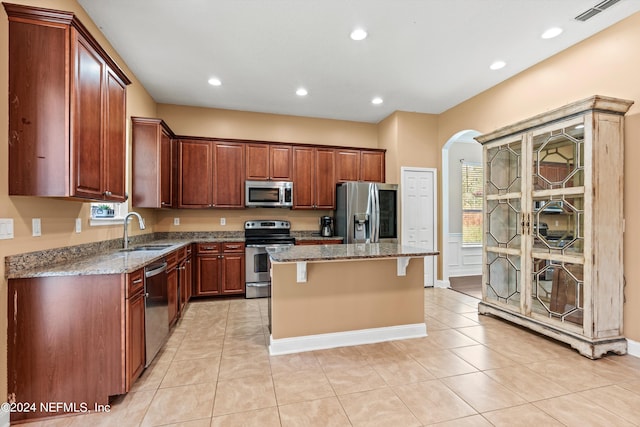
{"left": 320, "top": 216, "right": 333, "bottom": 237}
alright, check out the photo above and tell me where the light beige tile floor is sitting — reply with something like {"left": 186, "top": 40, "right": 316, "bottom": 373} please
{"left": 27, "top": 288, "right": 640, "bottom": 426}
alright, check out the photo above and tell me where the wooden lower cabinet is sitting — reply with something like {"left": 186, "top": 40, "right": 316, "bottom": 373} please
{"left": 126, "top": 268, "right": 146, "bottom": 391}
{"left": 179, "top": 245, "right": 193, "bottom": 312}
{"left": 8, "top": 275, "right": 125, "bottom": 422}
{"left": 195, "top": 242, "right": 245, "bottom": 296}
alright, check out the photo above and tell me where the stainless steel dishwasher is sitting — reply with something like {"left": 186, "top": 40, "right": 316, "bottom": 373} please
{"left": 144, "top": 260, "right": 169, "bottom": 367}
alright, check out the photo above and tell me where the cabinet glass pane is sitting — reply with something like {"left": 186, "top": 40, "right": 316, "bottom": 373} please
{"left": 486, "top": 199, "right": 521, "bottom": 249}
{"left": 532, "top": 260, "right": 583, "bottom": 325}
{"left": 486, "top": 141, "right": 522, "bottom": 195}
{"left": 533, "top": 124, "right": 584, "bottom": 190}
{"left": 486, "top": 252, "right": 521, "bottom": 308}
{"left": 532, "top": 194, "right": 584, "bottom": 255}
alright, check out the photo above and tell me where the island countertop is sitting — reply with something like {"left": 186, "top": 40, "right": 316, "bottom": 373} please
{"left": 267, "top": 242, "right": 439, "bottom": 263}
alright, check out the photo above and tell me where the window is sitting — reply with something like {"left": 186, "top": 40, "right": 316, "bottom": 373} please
{"left": 462, "top": 162, "right": 483, "bottom": 245}
{"left": 90, "top": 202, "right": 128, "bottom": 226}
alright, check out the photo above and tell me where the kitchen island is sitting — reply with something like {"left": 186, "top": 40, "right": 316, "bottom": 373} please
{"left": 267, "top": 243, "right": 439, "bottom": 355}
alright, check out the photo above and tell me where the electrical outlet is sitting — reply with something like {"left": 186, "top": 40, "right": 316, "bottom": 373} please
{"left": 220, "top": 217, "right": 226, "bottom": 226}
{"left": 0, "top": 218, "right": 14, "bottom": 239}
{"left": 75, "top": 218, "right": 82, "bottom": 233}
{"left": 32, "top": 218, "right": 41, "bottom": 237}
{"left": 174, "top": 217, "right": 180, "bottom": 226}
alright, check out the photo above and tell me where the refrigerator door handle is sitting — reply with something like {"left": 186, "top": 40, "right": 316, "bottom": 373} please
{"left": 371, "top": 184, "right": 379, "bottom": 242}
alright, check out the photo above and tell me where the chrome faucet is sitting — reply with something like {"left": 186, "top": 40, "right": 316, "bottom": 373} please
{"left": 123, "top": 212, "right": 146, "bottom": 249}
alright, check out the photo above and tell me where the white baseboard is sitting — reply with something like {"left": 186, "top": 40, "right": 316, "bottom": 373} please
{"left": 435, "top": 280, "right": 450, "bottom": 288}
{"left": 627, "top": 338, "right": 640, "bottom": 358}
{"left": 269, "top": 323, "right": 427, "bottom": 355}
{"left": 0, "top": 410, "right": 8, "bottom": 427}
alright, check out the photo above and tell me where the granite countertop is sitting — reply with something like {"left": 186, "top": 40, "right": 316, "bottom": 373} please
{"left": 5, "top": 230, "right": 349, "bottom": 279}
{"left": 7, "top": 240, "right": 191, "bottom": 278}
{"left": 6, "top": 233, "right": 245, "bottom": 279}
{"left": 267, "top": 243, "right": 439, "bottom": 262}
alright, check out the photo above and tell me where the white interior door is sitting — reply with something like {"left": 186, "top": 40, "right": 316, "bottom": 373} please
{"left": 401, "top": 167, "right": 437, "bottom": 286}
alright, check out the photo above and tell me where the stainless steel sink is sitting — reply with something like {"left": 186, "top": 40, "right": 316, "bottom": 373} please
{"left": 119, "top": 244, "right": 174, "bottom": 252}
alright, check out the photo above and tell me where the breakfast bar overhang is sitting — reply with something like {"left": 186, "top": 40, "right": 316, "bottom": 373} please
{"left": 267, "top": 243, "right": 439, "bottom": 355}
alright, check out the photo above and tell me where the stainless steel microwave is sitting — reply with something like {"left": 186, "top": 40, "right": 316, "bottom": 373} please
{"left": 245, "top": 180, "right": 293, "bottom": 208}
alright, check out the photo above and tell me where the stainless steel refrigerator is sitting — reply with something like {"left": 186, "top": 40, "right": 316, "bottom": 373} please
{"left": 335, "top": 181, "right": 398, "bottom": 243}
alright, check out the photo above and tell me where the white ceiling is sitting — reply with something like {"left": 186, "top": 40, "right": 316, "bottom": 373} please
{"left": 78, "top": 0, "right": 640, "bottom": 123}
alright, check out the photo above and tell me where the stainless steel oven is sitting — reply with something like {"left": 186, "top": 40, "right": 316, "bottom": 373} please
{"left": 244, "top": 220, "right": 295, "bottom": 299}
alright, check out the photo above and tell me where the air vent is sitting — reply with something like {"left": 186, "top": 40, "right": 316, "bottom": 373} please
{"left": 575, "top": 0, "right": 621, "bottom": 21}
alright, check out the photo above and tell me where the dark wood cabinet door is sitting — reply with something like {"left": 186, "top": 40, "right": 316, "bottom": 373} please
{"left": 270, "top": 144, "right": 293, "bottom": 180}
{"left": 315, "top": 148, "right": 336, "bottom": 209}
{"left": 293, "top": 147, "right": 315, "bottom": 208}
{"left": 213, "top": 142, "right": 244, "bottom": 207}
{"left": 179, "top": 256, "right": 192, "bottom": 311}
{"left": 179, "top": 140, "right": 213, "bottom": 208}
{"left": 7, "top": 17, "right": 68, "bottom": 196}
{"left": 71, "top": 31, "right": 105, "bottom": 200}
{"left": 335, "top": 149, "right": 361, "bottom": 182}
{"left": 126, "top": 292, "right": 145, "bottom": 390}
{"left": 160, "top": 131, "right": 174, "bottom": 207}
{"left": 246, "top": 143, "right": 270, "bottom": 180}
{"left": 221, "top": 253, "right": 245, "bottom": 295}
{"left": 360, "top": 150, "right": 385, "bottom": 183}
{"left": 196, "top": 255, "right": 220, "bottom": 295}
{"left": 167, "top": 266, "right": 179, "bottom": 326}
{"left": 103, "top": 68, "right": 127, "bottom": 201}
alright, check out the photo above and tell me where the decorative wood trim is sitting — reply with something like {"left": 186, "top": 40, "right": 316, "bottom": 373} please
{"left": 475, "top": 95, "right": 633, "bottom": 144}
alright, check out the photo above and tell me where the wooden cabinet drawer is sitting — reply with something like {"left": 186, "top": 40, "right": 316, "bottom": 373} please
{"left": 176, "top": 246, "right": 188, "bottom": 260}
{"left": 165, "top": 251, "right": 178, "bottom": 269}
{"left": 197, "top": 243, "right": 220, "bottom": 254}
{"left": 222, "top": 242, "right": 245, "bottom": 253}
{"left": 127, "top": 268, "right": 145, "bottom": 297}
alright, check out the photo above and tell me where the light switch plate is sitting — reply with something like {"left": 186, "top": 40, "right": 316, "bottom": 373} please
{"left": 220, "top": 217, "right": 226, "bottom": 226}
{"left": 32, "top": 218, "right": 41, "bottom": 237}
{"left": 75, "top": 218, "right": 82, "bottom": 233}
{"left": 0, "top": 218, "right": 14, "bottom": 239}
{"left": 173, "top": 217, "right": 180, "bottom": 226}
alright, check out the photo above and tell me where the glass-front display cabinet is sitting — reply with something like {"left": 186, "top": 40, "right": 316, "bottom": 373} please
{"left": 477, "top": 96, "right": 633, "bottom": 358}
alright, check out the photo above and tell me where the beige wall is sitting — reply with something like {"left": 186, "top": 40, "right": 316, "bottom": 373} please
{"left": 437, "top": 12, "right": 640, "bottom": 342}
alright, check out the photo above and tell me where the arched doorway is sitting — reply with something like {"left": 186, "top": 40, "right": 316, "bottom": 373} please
{"left": 439, "top": 130, "right": 482, "bottom": 288}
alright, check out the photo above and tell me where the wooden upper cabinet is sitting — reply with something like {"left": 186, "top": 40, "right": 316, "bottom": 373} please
{"left": 178, "top": 140, "right": 213, "bottom": 208}
{"left": 335, "top": 149, "right": 361, "bottom": 182}
{"left": 178, "top": 139, "right": 245, "bottom": 208}
{"left": 360, "top": 150, "right": 385, "bottom": 182}
{"left": 5, "top": 4, "right": 130, "bottom": 201}
{"left": 131, "top": 117, "right": 175, "bottom": 208}
{"left": 315, "top": 148, "right": 336, "bottom": 208}
{"left": 246, "top": 143, "right": 292, "bottom": 180}
{"left": 293, "top": 147, "right": 315, "bottom": 208}
{"left": 213, "top": 142, "right": 245, "bottom": 207}
{"left": 293, "top": 147, "right": 336, "bottom": 209}
{"left": 336, "top": 149, "right": 385, "bottom": 183}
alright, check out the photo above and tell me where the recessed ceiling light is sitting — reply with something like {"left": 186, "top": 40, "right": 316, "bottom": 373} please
{"left": 541, "top": 27, "right": 563, "bottom": 39}
{"left": 350, "top": 28, "right": 368, "bottom": 41}
{"left": 207, "top": 77, "right": 221, "bottom": 86}
{"left": 371, "top": 97, "right": 383, "bottom": 105}
{"left": 489, "top": 60, "right": 506, "bottom": 70}
{"left": 296, "top": 88, "right": 308, "bottom": 96}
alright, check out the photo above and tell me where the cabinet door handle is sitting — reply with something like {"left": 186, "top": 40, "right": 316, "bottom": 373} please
{"left": 104, "top": 190, "right": 112, "bottom": 197}
{"left": 203, "top": 246, "right": 215, "bottom": 250}
{"left": 132, "top": 278, "right": 143, "bottom": 284}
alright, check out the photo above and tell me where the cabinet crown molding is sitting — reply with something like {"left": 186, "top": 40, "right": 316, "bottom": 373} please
{"left": 475, "top": 95, "right": 633, "bottom": 144}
